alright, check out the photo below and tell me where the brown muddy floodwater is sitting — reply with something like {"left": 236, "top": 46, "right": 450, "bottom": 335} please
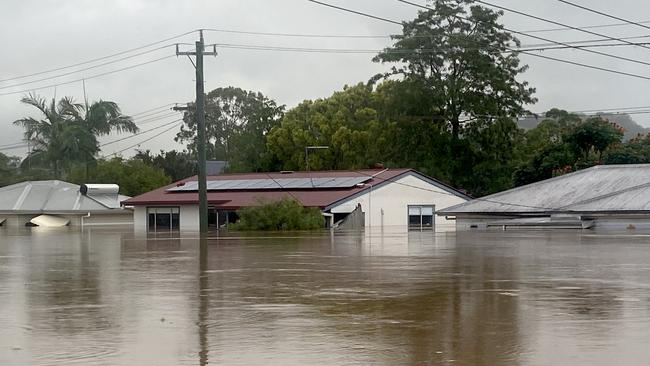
{"left": 1, "top": 228, "right": 650, "bottom": 365}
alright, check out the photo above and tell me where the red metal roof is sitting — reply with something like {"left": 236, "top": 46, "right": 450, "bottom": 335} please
{"left": 122, "top": 169, "right": 439, "bottom": 209}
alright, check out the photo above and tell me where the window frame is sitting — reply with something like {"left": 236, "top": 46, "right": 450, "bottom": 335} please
{"left": 407, "top": 204, "right": 435, "bottom": 231}
{"left": 147, "top": 206, "right": 181, "bottom": 231}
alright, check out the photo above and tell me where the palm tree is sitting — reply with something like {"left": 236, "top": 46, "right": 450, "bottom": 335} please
{"left": 13, "top": 94, "right": 138, "bottom": 178}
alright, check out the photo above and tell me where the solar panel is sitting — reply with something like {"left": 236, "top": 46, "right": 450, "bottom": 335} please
{"left": 166, "top": 176, "right": 371, "bottom": 192}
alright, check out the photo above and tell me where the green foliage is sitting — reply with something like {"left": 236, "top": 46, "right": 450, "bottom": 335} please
{"left": 69, "top": 157, "right": 170, "bottom": 196}
{"left": 267, "top": 83, "right": 391, "bottom": 171}
{"left": 514, "top": 111, "right": 624, "bottom": 186}
{"left": 134, "top": 149, "right": 197, "bottom": 181}
{"left": 373, "top": 0, "right": 536, "bottom": 141}
{"left": 13, "top": 94, "right": 136, "bottom": 178}
{"left": 230, "top": 198, "right": 324, "bottom": 231}
{"left": 175, "top": 87, "right": 284, "bottom": 172}
{"left": 603, "top": 135, "right": 650, "bottom": 164}
{"left": 0, "top": 153, "right": 21, "bottom": 186}
{"left": 565, "top": 117, "right": 623, "bottom": 160}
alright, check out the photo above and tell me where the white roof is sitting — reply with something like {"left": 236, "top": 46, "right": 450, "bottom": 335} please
{"left": 0, "top": 180, "right": 130, "bottom": 213}
{"left": 441, "top": 164, "right": 650, "bottom": 215}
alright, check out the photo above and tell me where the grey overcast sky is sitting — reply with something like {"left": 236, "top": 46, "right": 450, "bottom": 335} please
{"left": 2, "top": 0, "right": 650, "bottom": 157}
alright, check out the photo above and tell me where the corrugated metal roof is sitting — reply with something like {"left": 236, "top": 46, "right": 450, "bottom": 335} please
{"left": 440, "top": 164, "right": 650, "bottom": 215}
{"left": 0, "top": 180, "right": 129, "bottom": 213}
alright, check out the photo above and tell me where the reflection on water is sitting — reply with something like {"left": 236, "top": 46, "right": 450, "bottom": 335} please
{"left": 1, "top": 228, "right": 650, "bottom": 365}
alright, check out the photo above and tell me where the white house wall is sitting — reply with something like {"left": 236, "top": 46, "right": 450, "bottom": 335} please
{"left": 179, "top": 205, "right": 200, "bottom": 232}
{"left": 329, "top": 174, "right": 467, "bottom": 231}
{"left": 133, "top": 206, "right": 147, "bottom": 232}
{"left": 133, "top": 205, "right": 199, "bottom": 232}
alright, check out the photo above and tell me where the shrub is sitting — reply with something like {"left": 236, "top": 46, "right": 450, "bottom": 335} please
{"left": 230, "top": 198, "right": 324, "bottom": 231}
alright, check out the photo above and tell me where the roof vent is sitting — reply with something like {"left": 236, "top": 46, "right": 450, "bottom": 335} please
{"left": 176, "top": 181, "right": 186, "bottom": 187}
{"left": 280, "top": 170, "right": 294, "bottom": 174}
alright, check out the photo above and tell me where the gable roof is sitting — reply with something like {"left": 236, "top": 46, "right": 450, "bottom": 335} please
{"left": 123, "top": 168, "right": 469, "bottom": 209}
{"left": 0, "top": 180, "right": 129, "bottom": 213}
{"left": 440, "top": 164, "right": 650, "bottom": 215}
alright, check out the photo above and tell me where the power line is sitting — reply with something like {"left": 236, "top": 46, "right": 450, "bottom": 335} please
{"left": 556, "top": 0, "right": 650, "bottom": 32}
{"left": 0, "top": 144, "right": 28, "bottom": 152}
{"left": 100, "top": 118, "right": 182, "bottom": 147}
{"left": 0, "top": 30, "right": 197, "bottom": 84}
{"left": 132, "top": 110, "right": 178, "bottom": 124}
{"left": 397, "top": 0, "right": 650, "bottom": 69}
{"left": 393, "top": 0, "right": 650, "bottom": 82}
{"left": 129, "top": 103, "right": 177, "bottom": 117}
{"left": 202, "top": 28, "right": 394, "bottom": 39}
{"left": 213, "top": 41, "right": 650, "bottom": 55}
{"left": 0, "top": 55, "right": 175, "bottom": 97}
{"left": 522, "top": 20, "right": 650, "bottom": 34}
{"left": 0, "top": 45, "right": 173, "bottom": 91}
{"left": 475, "top": 0, "right": 650, "bottom": 53}
{"left": 305, "top": 0, "right": 402, "bottom": 25}
{"left": 103, "top": 122, "right": 181, "bottom": 157}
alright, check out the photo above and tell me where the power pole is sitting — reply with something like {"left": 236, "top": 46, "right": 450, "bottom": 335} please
{"left": 176, "top": 30, "right": 218, "bottom": 236}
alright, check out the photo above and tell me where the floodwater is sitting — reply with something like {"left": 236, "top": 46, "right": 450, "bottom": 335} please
{"left": 2, "top": 228, "right": 650, "bottom": 365}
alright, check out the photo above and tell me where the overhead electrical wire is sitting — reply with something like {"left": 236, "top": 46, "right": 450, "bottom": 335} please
{"left": 397, "top": 0, "right": 650, "bottom": 69}
{"left": 213, "top": 41, "right": 650, "bottom": 54}
{"left": 556, "top": 0, "right": 650, "bottom": 32}
{"left": 0, "top": 54, "right": 175, "bottom": 97}
{"left": 305, "top": 0, "right": 650, "bottom": 82}
{"left": 474, "top": 0, "right": 650, "bottom": 53}
{"left": 0, "top": 30, "right": 197, "bottom": 84}
{"left": 394, "top": 0, "right": 650, "bottom": 81}
{"left": 129, "top": 103, "right": 177, "bottom": 117}
{"left": 132, "top": 110, "right": 178, "bottom": 123}
{"left": 202, "top": 28, "right": 395, "bottom": 39}
{"left": 305, "top": 0, "right": 402, "bottom": 25}
{"left": 0, "top": 45, "right": 174, "bottom": 91}
{"left": 103, "top": 122, "right": 182, "bottom": 157}
{"left": 100, "top": 118, "right": 182, "bottom": 147}
{"left": 522, "top": 19, "right": 650, "bottom": 34}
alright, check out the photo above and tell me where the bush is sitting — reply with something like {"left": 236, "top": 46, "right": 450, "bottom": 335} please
{"left": 230, "top": 198, "right": 324, "bottom": 231}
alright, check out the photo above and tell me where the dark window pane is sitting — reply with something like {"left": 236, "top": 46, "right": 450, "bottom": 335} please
{"left": 171, "top": 213, "right": 180, "bottom": 230}
{"left": 148, "top": 213, "right": 155, "bottom": 230}
{"left": 156, "top": 213, "right": 171, "bottom": 229}
{"left": 422, "top": 215, "right": 433, "bottom": 227}
{"left": 409, "top": 215, "right": 421, "bottom": 227}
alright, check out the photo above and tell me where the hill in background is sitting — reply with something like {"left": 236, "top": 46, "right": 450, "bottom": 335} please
{"left": 517, "top": 113, "right": 650, "bottom": 141}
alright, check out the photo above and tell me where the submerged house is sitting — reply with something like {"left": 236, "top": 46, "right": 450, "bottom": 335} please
{"left": 440, "top": 164, "right": 650, "bottom": 230}
{"left": 0, "top": 180, "right": 132, "bottom": 227}
{"left": 123, "top": 168, "right": 469, "bottom": 232}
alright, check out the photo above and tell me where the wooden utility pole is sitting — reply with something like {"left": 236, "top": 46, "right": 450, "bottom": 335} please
{"left": 176, "top": 30, "right": 217, "bottom": 236}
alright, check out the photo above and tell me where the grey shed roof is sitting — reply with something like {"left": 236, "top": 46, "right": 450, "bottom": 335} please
{"left": 440, "top": 164, "right": 650, "bottom": 215}
{"left": 0, "top": 180, "right": 130, "bottom": 213}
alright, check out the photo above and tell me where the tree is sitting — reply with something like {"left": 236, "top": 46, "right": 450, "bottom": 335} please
{"left": 566, "top": 117, "right": 623, "bottom": 161}
{"left": 134, "top": 149, "right": 197, "bottom": 182}
{"left": 267, "top": 83, "right": 391, "bottom": 171}
{"left": 0, "top": 153, "right": 20, "bottom": 186}
{"left": 373, "top": 0, "right": 536, "bottom": 141}
{"left": 69, "top": 157, "right": 170, "bottom": 196}
{"left": 514, "top": 112, "right": 624, "bottom": 186}
{"left": 13, "top": 94, "right": 136, "bottom": 178}
{"left": 175, "top": 87, "right": 284, "bottom": 172}
{"left": 603, "top": 134, "right": 650, "bottom": 164}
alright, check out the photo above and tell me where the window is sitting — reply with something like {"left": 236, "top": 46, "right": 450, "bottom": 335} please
{"left": 408, "top": 205, "right": 435, "bottom": 231}
{"left": 147, "top": 207, "right": 180, "bottom": 231}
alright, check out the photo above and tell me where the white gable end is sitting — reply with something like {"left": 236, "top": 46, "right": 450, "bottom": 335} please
{"left": 328, "top": 173, "right": 467, "bottom": 231}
